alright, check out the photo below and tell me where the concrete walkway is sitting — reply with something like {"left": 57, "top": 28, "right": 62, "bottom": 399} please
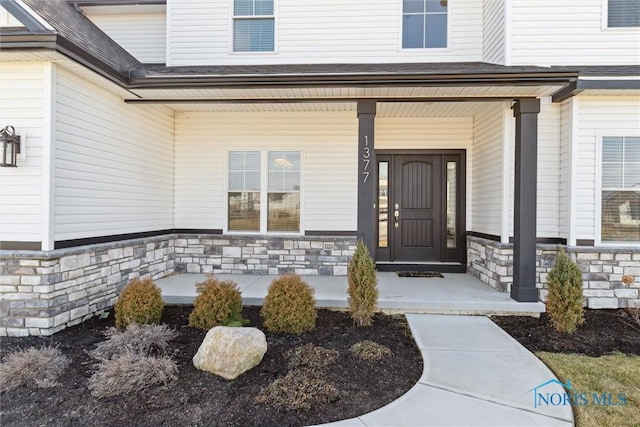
{"left": 319, "top": 314, "right": 574, "bottom": 427}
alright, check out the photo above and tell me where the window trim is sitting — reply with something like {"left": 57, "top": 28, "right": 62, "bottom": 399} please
{"left": 595, "top": 133, "right": 640, "bottom": 247}
{"left": 230, "top": 0, "right": 278, "bottom": 54}
{"left": 224, "top": 149, "right": 304, "bottom": 235}
{"left": 398, "top": 0, "right": 452, "bottom": 52}
{"left": 601, "top": 0, "right": 640, "bottom": 31}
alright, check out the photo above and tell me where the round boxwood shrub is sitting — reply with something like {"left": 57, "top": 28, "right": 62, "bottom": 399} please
{"left": 188, "top": 276, "right": 245, "bottom": 330}
{"left": 261, "top": 274, "right": 317, "bottom": 335}
{"left": 115, "top": 277, "right": 164, "bottom": 329}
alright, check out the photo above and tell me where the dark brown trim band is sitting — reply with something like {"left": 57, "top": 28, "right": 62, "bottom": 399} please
{"left": 54, "top": 229, "right": 224, "bottom": 249}
{"left": 466, "top": 231, "right": 501, "bottom": 242}
{"left": 552, "top": 79, "right": 640, "bottom": 102}
{"left": 0, "top": 241, "right": 42, "bottom": 251}
{"left": 304, "top": 231, "right": 357, "bottom": 237}
{"left": 576, "top": 239, "right": 595, "bottom": 247}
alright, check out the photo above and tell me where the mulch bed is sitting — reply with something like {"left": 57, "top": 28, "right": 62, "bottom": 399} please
{"left": 492, "top": 309, "right": 640, "bottom": 357}
{"left": 0, "top": 306, "right": 422, "bottom": 427}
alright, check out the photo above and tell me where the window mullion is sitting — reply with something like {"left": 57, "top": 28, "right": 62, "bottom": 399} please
{"left": 260, "top": 150, "right": 268, "bottom": 234}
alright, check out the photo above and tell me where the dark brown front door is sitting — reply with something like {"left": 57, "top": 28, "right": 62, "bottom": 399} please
{"left": 392, "top": 155, "right": 442, "bottom": 261}
{"left": 376, "top": 150, "right": 465, "bottom": 265}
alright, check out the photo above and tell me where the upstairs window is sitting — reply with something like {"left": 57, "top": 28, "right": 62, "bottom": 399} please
{"left": 608, "top": 0, "right": 640, "bottom": 27}
{"left": 601, "top": 137, "right": 640, "bottom": 243}
{"left": 233, "top": 0, "right": 275, "bottom": 52}
{"left": 402, "top": 0, "right": 448, "bottom": 49}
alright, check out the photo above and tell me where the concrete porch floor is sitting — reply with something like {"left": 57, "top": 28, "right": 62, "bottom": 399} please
{"left": 156, "top": 272, "right": 545, "bottom": 315}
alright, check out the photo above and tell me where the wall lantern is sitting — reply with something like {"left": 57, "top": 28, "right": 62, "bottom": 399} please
{"left": 0, "top": 126, "right": 21, "bottom": 167}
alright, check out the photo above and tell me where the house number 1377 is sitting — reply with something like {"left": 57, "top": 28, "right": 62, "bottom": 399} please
{"left": 362, "top": 135, "right": 370, "bottom": 183}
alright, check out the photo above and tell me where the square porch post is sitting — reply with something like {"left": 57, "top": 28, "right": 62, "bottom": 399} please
{"left": 357, "top": 100, "right": 377, "bottom": 256}
{"left": 511, "top": 98, "right": 541, "bottom": 302}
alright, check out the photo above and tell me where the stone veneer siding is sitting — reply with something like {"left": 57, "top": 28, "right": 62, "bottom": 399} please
{"left": 173, "top": 235, "right": 356, "bottom": 276}
{"left": 467, "top": 236, "right": 640, "bottom": 309}
{"left": 0, "top": 234, "right": 356, "bottom": 336}
{"left": 0, "top": 236, "right": 174, "bottom": 336}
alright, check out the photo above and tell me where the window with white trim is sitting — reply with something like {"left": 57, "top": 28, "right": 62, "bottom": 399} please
{"left": 228, "top": 150, "right": 301, "bottom": 233}
{"left": 233, "top": 0, "right": 275, "bottom": 52}
{"left": 607, "top": 0, "right": 640, "bottom": 28}
{"left": 601, "top": 137, "right": 640, "bottom": 242}
{"left": 402, "top": 0, "right": 447, "bottom": 49}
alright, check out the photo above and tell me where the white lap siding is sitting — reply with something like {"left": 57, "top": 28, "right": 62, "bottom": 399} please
{"left": 167, "top": 0, "right": 483, "bottom": 66}
{"left": 86, "top": 13, "right": 166, "bottom": 64}
{"left": 575, "top": 96, "right": 640, "bottom": 243}
{"left": 173, "top": 111, "right": 358, "bottom": 232}
{"left": 54, "top": 68, "right": 174, "bottom": 241}
{"left": 470, "top": 105, "right": 505, "bottom": 237}
{"left": 0, "top": 62, "right": 47, "bottom": 245}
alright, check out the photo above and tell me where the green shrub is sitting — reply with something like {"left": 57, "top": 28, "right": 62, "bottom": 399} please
{"left": 347, "top": 240, "right": 379, "bottom": 326}
{"left": 115, "top": 277, "right": 164, "bottom": 329}
{"left": 261, "top": 274, "right": 317, "bottom": 335}
{"left": 188, "top": 276, "right": 246, "bottom": 330}
{"left": 0, "top": 346, "right": 70, "bottom": 392}
{"left": 546, "top": 250, "right": 585, "bottom": 334}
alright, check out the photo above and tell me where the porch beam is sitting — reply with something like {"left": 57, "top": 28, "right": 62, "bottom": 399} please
{"left": 511, "top": 98, "right": 540, "bottom": 302}
{"left": 357, "top": 100, "right": 377, "bottom": 256}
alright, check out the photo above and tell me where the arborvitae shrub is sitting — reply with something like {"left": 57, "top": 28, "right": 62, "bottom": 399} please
{"left": 347, "top": 240, "right": 379, "bottom": 326}
{"left": 115, "top": 277, "right": 164, "bottom": 329}
{"left": 546, "top": 250, "right": 585, "bottom": 334}
{"left": 261, "top": 274, "right": 317, "bottom": 334}
{"left": 188, "top": 276, "right": 245, "bottom": 330}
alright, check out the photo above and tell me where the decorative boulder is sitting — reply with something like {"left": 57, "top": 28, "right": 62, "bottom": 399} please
{"left": 193, "top": 326, "right": 267, "bottom": 380}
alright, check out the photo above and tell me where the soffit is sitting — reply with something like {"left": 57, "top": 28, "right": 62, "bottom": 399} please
{"left": 164, "top": 101, "right": 499, "bottom": 118}
{"left": 128, "top": 84, "right": 563, "bottom": 101}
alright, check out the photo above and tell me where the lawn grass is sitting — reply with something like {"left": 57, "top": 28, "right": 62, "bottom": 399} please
{"left": 537, "top": 352, "right": 640, "bottom": 427}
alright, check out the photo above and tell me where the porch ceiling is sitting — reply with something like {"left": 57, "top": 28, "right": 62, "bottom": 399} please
{"left": 127, "top": 84, "right": 563, "bottom": 102}
{"left": 160, "top": 101, "right": 497, "bottom": 118}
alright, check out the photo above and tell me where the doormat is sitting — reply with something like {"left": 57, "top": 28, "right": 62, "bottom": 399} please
{"left": 396, "top": 271, "right": 444, "bottom": 278}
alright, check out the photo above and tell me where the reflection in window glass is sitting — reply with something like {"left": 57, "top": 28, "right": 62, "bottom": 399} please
{"left": 228, "top": 152, "right": 261, "bottom": 231}
{"left": 446, "top": 161, "right": 456, "bottom": 248}
{"left": 378, "top": 162, "right": 388, "bottom": 248}
{"left": 229, "top": 192, "right": 260, "bottom": 231}
{"left": 601, "top": 137, "right": 640, "bottom": 242}
{"left": 268, "top": 151, "right": 300, "bottom": 232}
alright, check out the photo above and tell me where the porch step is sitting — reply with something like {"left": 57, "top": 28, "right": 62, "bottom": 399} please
{"left": 156, "top": 272, "right": 544, "bottom": 316}
{"left": 376, "top": 262, "right": 467, "bottom": 273}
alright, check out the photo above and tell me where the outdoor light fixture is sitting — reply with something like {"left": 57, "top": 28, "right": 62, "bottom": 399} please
{"left": 0, "top": 126, "right": 21, "bottom": 167}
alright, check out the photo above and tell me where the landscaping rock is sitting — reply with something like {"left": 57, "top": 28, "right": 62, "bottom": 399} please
{"left": 192, "top": 326, "right": 267, "bottom": 380}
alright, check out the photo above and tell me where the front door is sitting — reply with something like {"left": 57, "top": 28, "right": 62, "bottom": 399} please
{"left": 393, "top": 155, "right": 442, "bottom": 261}
{"left": 376, "top": 151, "right": 465, "bottom": 264}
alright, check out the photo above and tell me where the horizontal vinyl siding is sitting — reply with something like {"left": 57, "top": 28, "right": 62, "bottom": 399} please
{"left": 174, "top": 111, "right": 358, "bottom": 231}
{"left": 509, "top": 0, "right": 640, "bottom": 65}
{"left": 575, "top": 97, "right": 640, "bottom": 241}
{"left": 54, "top": 68, "right": 174, "bottom": 241}
{"left": 86, "top": 13, "right": 166, "bottom": 63}
{"left": 0, "top": 62, "right": 45, "bottom": 243}
{"left": 559, "top": 99, "right": 574, "bottom": 240}
{"left": 376, "top": 117, "right": 473, "bottom": 150}
{"left": 483, "top": 0, "right": 505, "bottom": 64}
{"left": 471, "top": 104, "right": 505, "bottom": 236}
{"left": 167, "top": 0, "right": 483, "bottom": 66}
{"left": 536, "top": 98, "right": 561, "bottom": 238}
